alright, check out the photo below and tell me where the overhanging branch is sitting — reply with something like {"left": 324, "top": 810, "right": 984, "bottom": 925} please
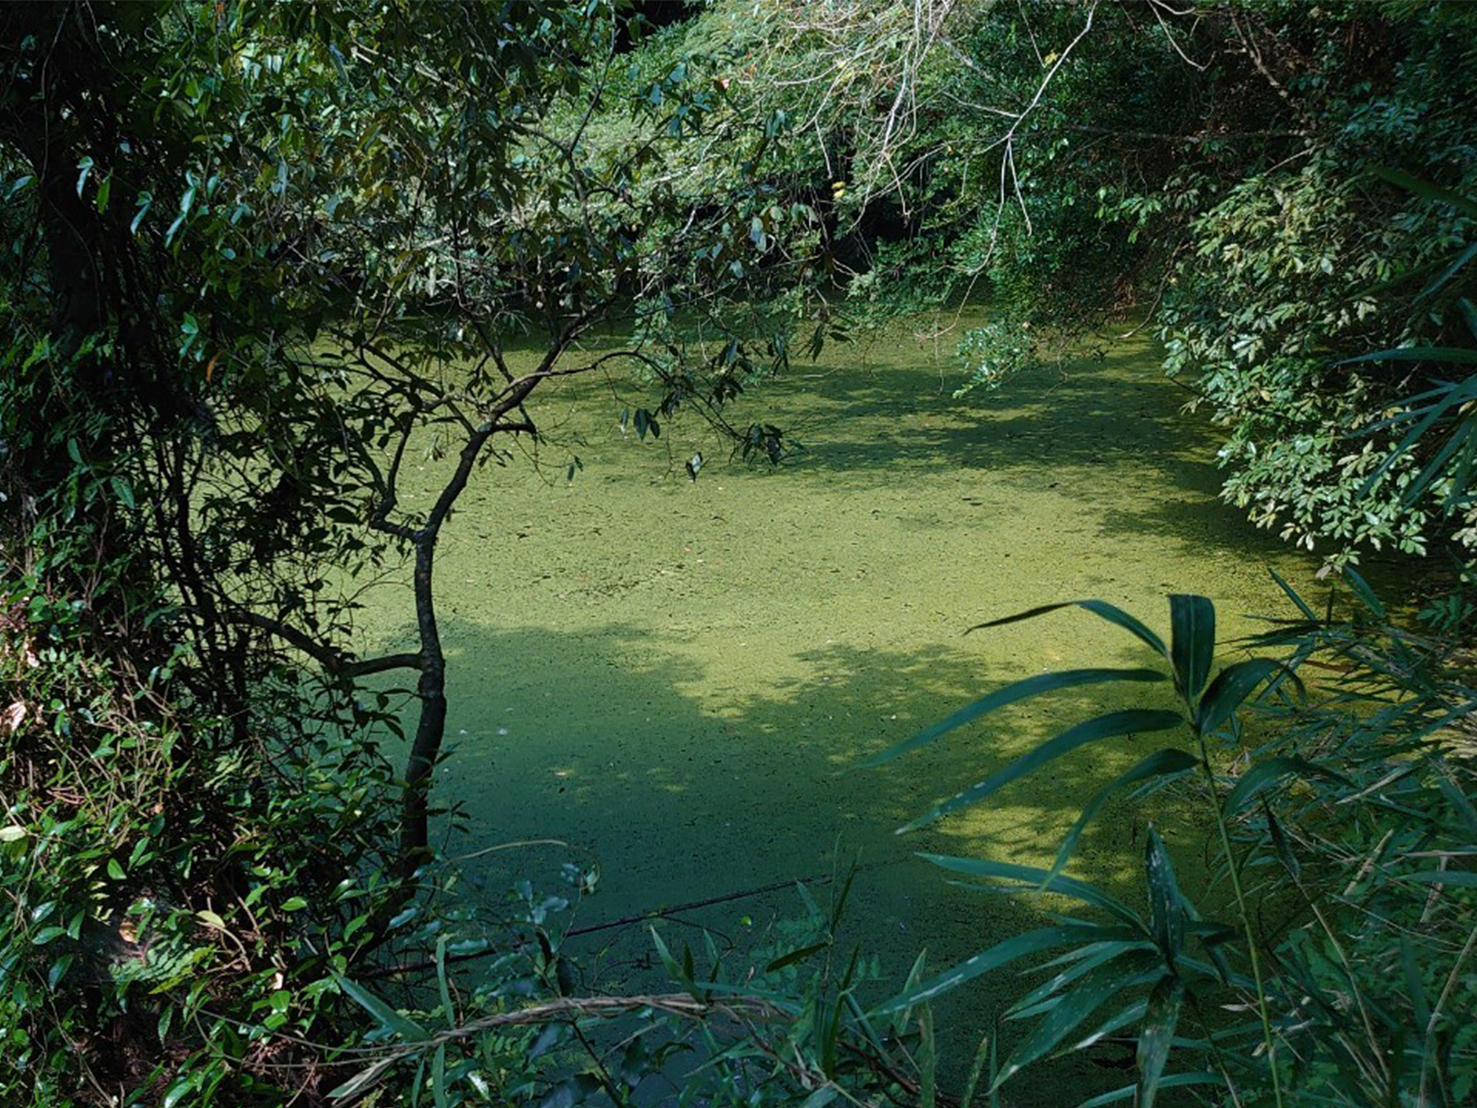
{"left": 231, "top": 610, "right": 422, "bottom": 678}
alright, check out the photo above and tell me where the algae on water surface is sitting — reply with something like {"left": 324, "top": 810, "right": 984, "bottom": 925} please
{"left": 356, "top": 318, "right": 1324, "bottom": 1096}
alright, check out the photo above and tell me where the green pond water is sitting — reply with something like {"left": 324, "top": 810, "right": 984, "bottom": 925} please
{"left": 358, "top": 316, "right": 1329, "bottom": 1096}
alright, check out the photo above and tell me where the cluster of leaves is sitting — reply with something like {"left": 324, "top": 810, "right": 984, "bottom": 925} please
{"left": 0, "top": 1, "right": 845, "bottom": 1104}
{"left": 952, "top": 312, "right": 1041, "bottom": 398}
{"left": 869, "top": 574, "right": 1477, "bottom": 1106}
{"left": 676, "top": 0, "right": 1477, "bottom": 567}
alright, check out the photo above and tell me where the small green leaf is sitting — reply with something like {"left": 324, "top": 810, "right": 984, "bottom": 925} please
{"left": 281, "top": 896, "right": 308, "bottom": 911}
{"left": 107, "top": 858, "right": 125, "bottom": 880}
{"left": 131, "top": 191, "right": 153, "bottom": 234}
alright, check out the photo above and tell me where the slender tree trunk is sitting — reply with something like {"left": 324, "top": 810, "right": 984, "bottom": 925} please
{"left": 399, "top": 534, "right": 446, "bottom": 875}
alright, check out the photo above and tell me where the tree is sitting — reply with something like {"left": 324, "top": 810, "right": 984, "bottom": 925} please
{"left": 0, "top": 2, "right": 828, "bottom": 1099}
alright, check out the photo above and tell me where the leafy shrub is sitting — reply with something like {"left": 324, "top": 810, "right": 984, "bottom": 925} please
{"left": 871, "top": 576, "right": 1477, "bottom": 1106}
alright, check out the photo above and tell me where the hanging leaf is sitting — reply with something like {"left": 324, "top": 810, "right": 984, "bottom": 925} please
{"left": 969, "top": 599, "right": 1168, "bottom": 659}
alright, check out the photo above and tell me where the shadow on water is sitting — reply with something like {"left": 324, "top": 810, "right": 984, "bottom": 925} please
{"left": 375, "top": 614, "right": 1200, "bottom": 1103}
{"left": 359, "top": 323, "right": 1357, "bottom": 1102}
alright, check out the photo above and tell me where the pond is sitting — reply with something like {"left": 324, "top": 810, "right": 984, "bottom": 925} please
{"left": 359, "top": 314, "right": 1323, "bottom": 1098}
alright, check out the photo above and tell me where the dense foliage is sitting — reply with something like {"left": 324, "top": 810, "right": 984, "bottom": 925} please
{"left": 3, "top": 2, "right": 1475, "bottom": 1107}
{"left": 685, "top": 0, "right": 1477, "bottom": 568}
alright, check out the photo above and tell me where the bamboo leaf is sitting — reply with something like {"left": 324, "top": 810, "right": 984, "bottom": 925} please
{"left": 1044, "top": 749, "right": 1199, "bottom": 885}
{"left": 1224, "top": 756, "right": 1352, "bottom": 815}
{"left": 1372, "top": 167, "right": 1477, "bottom": 219}
{"left": 921, "top": 854, "right": 1145, "bottom": 930}
{"left": 898, "top": 710, "right": 1184, "bottom": 833}
{"left": 1075, "top": 1072, "right": 1225, "bottom": 1108}
{"left": 969, "top": 600, "right": 1167, "bottom": 658}
{"left": 870, "top": 923, "right": 1137, "bottom": 1015}
{"left": 993, "top": 953, "right": 1161, "bottom": 1090}
{"left": 1169, "top": 595, "right": 1215, "bottom": 702}
{"left": 1406, "top": 870, "right": 1477, "bottom": 887}
{"left": 1144, "top": 828, "right": 1185, "bottom": 962}
{"left": 865, "top": 668, "right": 1166, "bottom": 766}
{"left": 335, "top": 975, "right": 427, "bottom": 1041}
{"left": 1197, "top": 659, "right": 1299, "bottom": 735}
{"left": 1338, "top": 346, "right": 1477, "bottom": 367}
{"left": 1136, "top": 975, "right": 1185, "bottom": 1108}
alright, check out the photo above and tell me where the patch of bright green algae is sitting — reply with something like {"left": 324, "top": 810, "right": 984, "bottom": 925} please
{"left": 358, "top": 316, "right": 1321, "bottom": 1099}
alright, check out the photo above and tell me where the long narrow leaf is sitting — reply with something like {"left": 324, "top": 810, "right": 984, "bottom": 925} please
{"left": 921, "top": 854, "right": 1145, "bottom": 929}
{"left": 1144, "top": 828, "right": 1185, "bottom": 963}
{"left": 1136, "top": 975, "right": 1186, "bottom": 1108}
{"left": 1224, "top": 756, "right": 1353, "bottom": 814}
{"left": 865, "top": 668, "right": 1165, "bottom": 766}
{"left": 1075, "top": 1072, "right": 1226, "bottom": 1108}
{"left": 993, "top": 953, "right": 1162, "bottom": 1090}
{"left": 1044, "top": 749, "right": 1199, "bottom": 885}
{"left": 335, "top": 975, "right": 428, "bottom": 1041}
{"left": 1169, "top": 595, "right": 1215, "bottom": 702}
{"left": 1420, "top": 241, "right": 1477, "bottom": 300}
{"left": 898, "top": 710, "right": 1185, "bottom": 832}
{"left": 969, "top": 600, "right": 1167, "bottom": 658}
{"left": 1197, "top": 659, "right": 1298, "bottom": 735}
{"left": 869, "top": 924, "right": 1138, "bottom": 1015}
{"left": 1338, "top": 346, "right": 1477, "bottom": 367}
{"left": 1372, "top": 167, "right": 1477, "bottom": 219}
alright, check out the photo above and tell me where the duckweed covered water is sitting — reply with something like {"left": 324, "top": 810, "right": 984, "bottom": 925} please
{"left": 359, "top": 317, "right": 1324, "bottom": 1095}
